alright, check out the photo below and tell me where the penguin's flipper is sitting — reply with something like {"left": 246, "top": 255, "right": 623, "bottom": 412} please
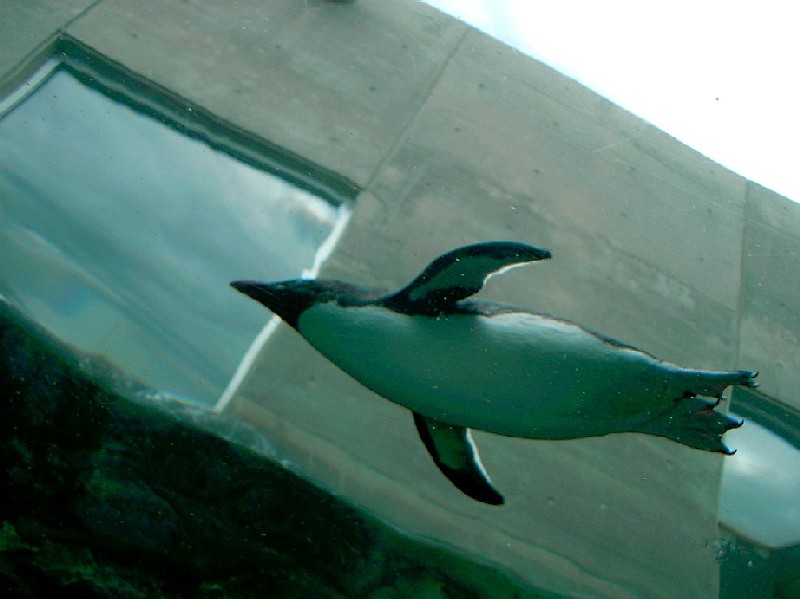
{"left": 412, "top": 412, "right": 504, "bottom": 505}
{"left": 384, "top": 241, "right": 551, "bottom": 315}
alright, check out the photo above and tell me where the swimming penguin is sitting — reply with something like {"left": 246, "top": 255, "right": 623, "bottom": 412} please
{"left": 231, "top": 241, "right": 757, "bottom": 505}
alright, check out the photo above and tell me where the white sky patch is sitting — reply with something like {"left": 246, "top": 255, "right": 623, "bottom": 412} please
{"left": 423, "top": 0, "right": 800, "bottom": 203}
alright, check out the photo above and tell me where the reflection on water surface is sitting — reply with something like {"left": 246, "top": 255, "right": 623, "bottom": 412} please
{"left": 0, "top": 58, "right": 348, "bottom": 407}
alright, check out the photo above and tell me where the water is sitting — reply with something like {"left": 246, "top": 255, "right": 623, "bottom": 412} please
{"left": 1, "top": 3, "right": 799, "bottom": 598}
{"left": 0, "top": 59, "right": 349, "bottom": 408}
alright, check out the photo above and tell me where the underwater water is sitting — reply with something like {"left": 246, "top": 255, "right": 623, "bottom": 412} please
{"left": 0, "top": 60, "right": 348, "bottom": 408}
{"left": 2, "top": 3, "right": 799, "bottom": 598}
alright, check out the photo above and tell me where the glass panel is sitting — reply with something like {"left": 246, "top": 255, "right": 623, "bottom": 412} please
{"left": 0, "top": 63, "right": 349, "bottom": 408}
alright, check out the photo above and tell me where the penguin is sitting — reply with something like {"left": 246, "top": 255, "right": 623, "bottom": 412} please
{"left": 231, "top": 241, "right": 757, "bottom": 505}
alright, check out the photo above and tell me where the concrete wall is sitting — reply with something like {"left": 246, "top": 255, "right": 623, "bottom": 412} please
{"left": 3, "top": 1, "right": 798, "bottom": 597}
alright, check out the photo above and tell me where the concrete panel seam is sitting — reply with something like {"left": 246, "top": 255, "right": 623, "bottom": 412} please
{"left": 62, "top": 0, "right": 105, "bottom": 31}
{"left": 361, "top": 25, "right": 469, "bottom": 191}
{"left": 734, "top": 182, "right": 753, "bottom": 368}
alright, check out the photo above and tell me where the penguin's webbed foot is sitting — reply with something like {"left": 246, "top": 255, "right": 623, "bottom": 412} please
{"left": 685, "top": 370, "right": 759, "bottom": 399}
{"left": 636, "top": 395, "right": 743, "bottom": 454}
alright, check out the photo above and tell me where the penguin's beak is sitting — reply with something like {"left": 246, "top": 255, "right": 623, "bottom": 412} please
{"left": 231, "top": 280, "right": 267, "bottom": 298}
{"left": 231, "top": 281, "right": 284, "bottom": 312}
{"left": 230, "top": 280, "right": 308, "bottom": 329}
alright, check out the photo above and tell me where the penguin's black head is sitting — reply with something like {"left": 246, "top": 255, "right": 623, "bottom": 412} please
{"left": 231, "top": 279, "right": 380, "bottom": 329}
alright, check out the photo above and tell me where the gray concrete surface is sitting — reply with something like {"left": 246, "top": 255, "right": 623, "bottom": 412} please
{"left": 65, "top": 0, "right": 466, "bottom": 188}
{"left": 2, "top": 1, "right": 798, "bottom": 597}
{"left": 0, "top": 0, "right": 95, "bottom": 89}
{"left": 740, "top": 184, "right": 800, "bottom": 407}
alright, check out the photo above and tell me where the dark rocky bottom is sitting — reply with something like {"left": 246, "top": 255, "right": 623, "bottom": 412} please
{"left": 0, "top": 301, "right": 550, "bottom": 598}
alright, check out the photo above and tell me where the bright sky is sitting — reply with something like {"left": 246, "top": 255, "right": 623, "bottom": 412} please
{"left": 423, "top": 0, "right": 799, "bottom": 204}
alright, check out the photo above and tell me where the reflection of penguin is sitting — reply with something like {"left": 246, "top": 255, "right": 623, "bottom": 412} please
{"left": 232, "top": 241, "right": 757, "bottom": 505}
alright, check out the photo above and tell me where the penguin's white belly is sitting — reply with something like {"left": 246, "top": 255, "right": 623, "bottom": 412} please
{"left": 298, "top": 303, "right": 688, "bottom": 439}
